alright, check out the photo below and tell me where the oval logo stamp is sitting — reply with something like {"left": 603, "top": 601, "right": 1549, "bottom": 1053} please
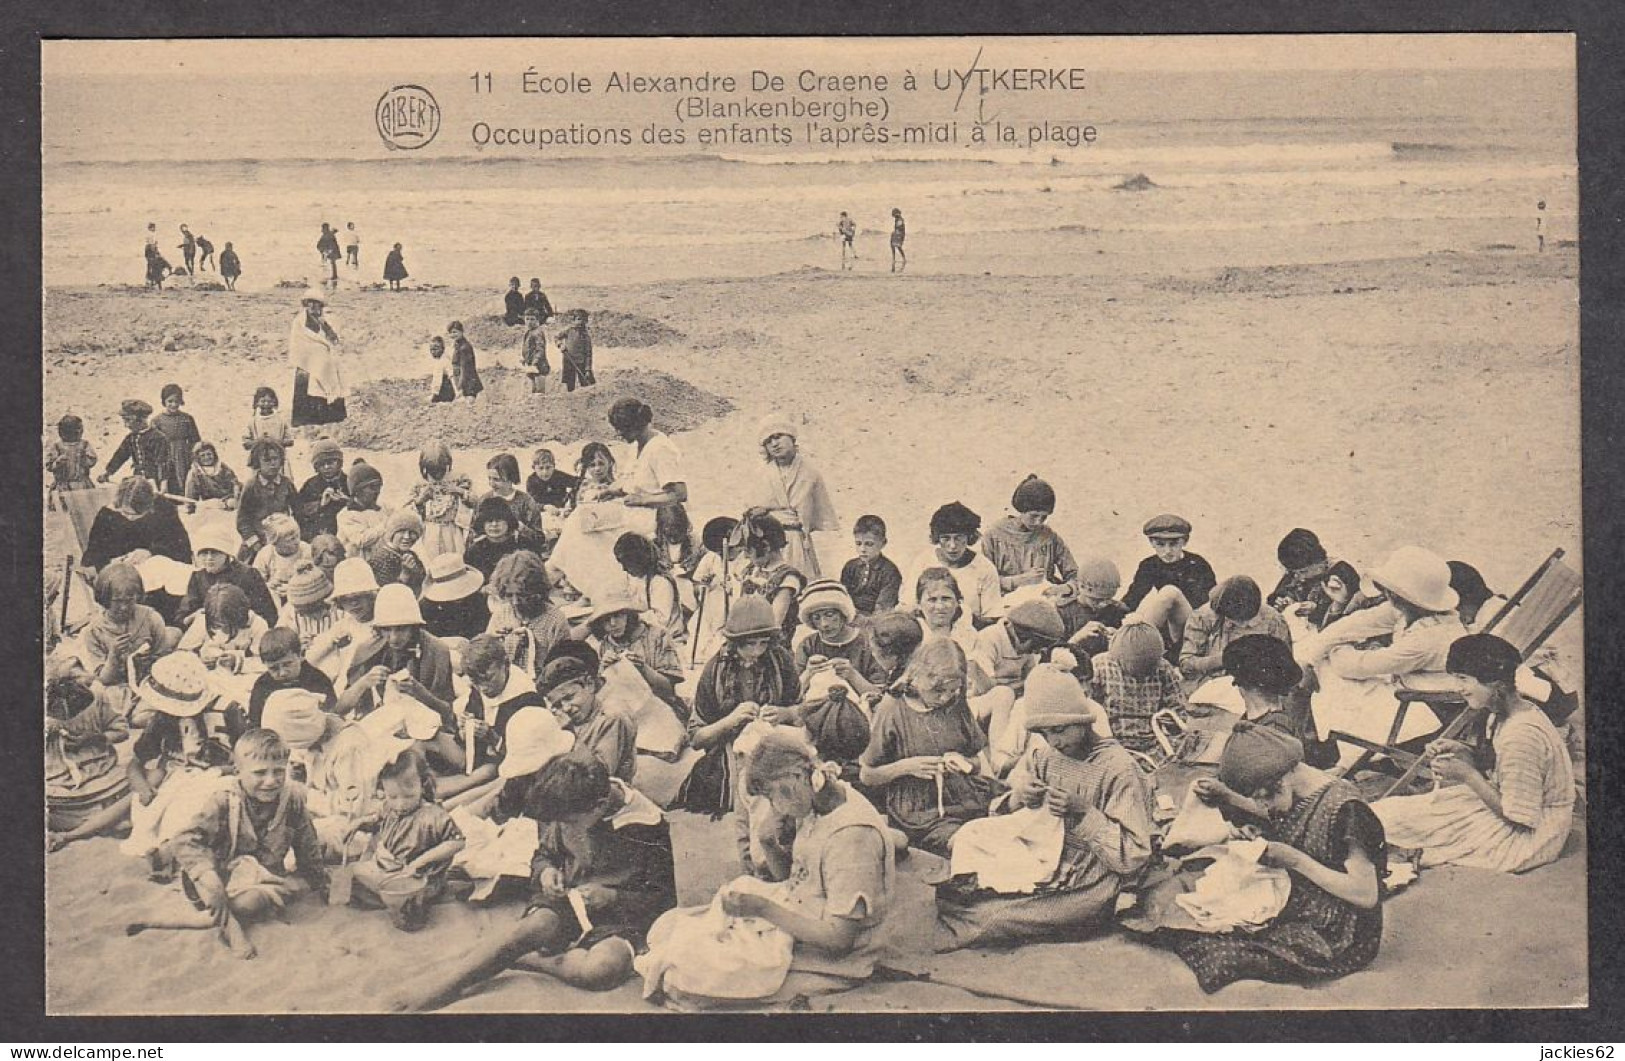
{"left": 376, "top": 85, "right": 441, "bottom": 150}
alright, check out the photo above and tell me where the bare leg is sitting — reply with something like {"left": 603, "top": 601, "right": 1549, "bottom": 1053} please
{"left": 48, "top": 793, "right": 134, "bottom": 851}
{"left": 389, "top": 908, "right": 569, "bottom": 1012}
{"left": 512, "top": 938, "right": 635, "bottom": 991}
{"left": 443, "top": 774, "right": 504, "bottom": 811}
{"left": 1131, "top": 585, "right": 1192, "bottom": 657}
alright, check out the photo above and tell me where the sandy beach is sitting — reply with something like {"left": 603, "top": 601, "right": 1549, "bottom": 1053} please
{"left": 43, "top": 239, "right": 1585, "bottom": 1014}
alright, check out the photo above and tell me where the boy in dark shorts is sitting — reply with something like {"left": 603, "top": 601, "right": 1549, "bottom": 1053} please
{"left": 389, "top": 751, "right": 677, "bottom": 1010}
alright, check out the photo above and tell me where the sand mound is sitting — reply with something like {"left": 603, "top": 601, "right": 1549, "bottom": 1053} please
{"left": 589, "top": 310, "right": 685, "bottom": 347}
{"left": 1114, "top": 173, "right": 1158, "bottom": 191}
{"left": 332, "top": 366, "right": 734, "bottom": 450}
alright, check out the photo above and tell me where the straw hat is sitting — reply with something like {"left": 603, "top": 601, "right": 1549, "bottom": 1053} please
{"left": 137, "top": 654, "right": 216, "bottom": 718}
{"left": 420, "top": 554, "right": 484, "bottom": 603}
{"left": 498, "top": 707, "right": 577, "bottom": 779}
{"left": 261, "top": 690, "right": 337, "bottom": 750}
{"left": 372, "top": 583, "right": 425, "bottom": 628}
{"left": 192, "top": 522, "right": 241, "bottom": 558}
{"left": 586, "top": 591, "right": 645, "bottom": 628}
{"left": 284, "top": 566, "right": 334, "bottom": 608}
{"left": 723, "top": 596, "right": 779, "bottom": 640}
{"left": 1369, "top": 545, "right": 1458, "bottom": 613}
{"left": 331, "top": 557, "right": 380, "bottom": 599}
{"left": 300, "top": 287, "right": 327, "bottom": 305}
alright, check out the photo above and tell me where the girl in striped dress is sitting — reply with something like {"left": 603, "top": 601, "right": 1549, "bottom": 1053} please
{"left": 1376, "top": 634, "right": 1575, "bottom": 873}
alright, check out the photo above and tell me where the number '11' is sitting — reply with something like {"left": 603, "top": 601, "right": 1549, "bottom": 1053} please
{"left": 471, "top": 72, "right": 492, "bottom": 92}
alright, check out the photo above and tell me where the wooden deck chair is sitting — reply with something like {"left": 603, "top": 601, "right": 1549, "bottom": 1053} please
{"left": 1335, "top": 547, "right": 1582, "bottom": 796}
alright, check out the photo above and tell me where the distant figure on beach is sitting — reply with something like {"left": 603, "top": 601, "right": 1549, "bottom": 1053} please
{"left": 524, "top": 277, "right": 554, "bottom": 320}
{"left": 557, "top": 309, "right": 595, "bottom": 391}
{"left": 890, "top": 208, "right": 906, "bottom": 273}
{"left": 384, "top": 243, "right": 409, "bottom": 291}
{"left": 144, "top": 223, "right": 170, "bottom": 291}
{"left": 177, "top": 225, "right": 197, "bottom": 278}
{"left": 838, "top": 211, "right": 858, "bottom": 269}
{"left": 448, "top": 321, "right": 484, "bottom": 401}
{"left": 345, "top": 222, "right": 360, "bottom": 269}
{"left": 288, "top": 288, "right": 347, "bottom": 428}
{"left": 503, "top": 277, "right": 525, "bottom": 326}
{"left": 220, "top": 242, "right": 241, "bottom": 290}
{"left": 196, "top": 234, "right": 215, "bottom": 272}
{"left": 1536, "top": 200, "right": 1546, "bottom": 253}
{"left": 317, "top": 223, "right": 341, "bottom": 284}
{"left": 521, "top": 306, "right": 551, "bottom": 394}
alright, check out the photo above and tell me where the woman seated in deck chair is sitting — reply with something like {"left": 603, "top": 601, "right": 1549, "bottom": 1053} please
{"left": 1297, "top": 546, "right": 1466, "bottom": 753}
{"left": 1375, "top": 634, "right": 1575, "bottom": 874}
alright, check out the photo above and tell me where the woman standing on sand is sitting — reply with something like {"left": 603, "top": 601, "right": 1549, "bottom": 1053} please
{"left": 288, "top": 288, "right": 347, "bottom": 428}
{"left": 384, "top": 243, "right": 409, "bottom": 292}
{"left": 317, "top": 223, "right": 341, "bottom": 284}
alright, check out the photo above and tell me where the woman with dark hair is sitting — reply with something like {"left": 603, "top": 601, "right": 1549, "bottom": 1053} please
{"left": 82, "top": 476, "right": 193, "bottom": 572}
{"left": 737, "top": 512, "right": 806, "bottom": 642}
{"left": 900, "top": 501, "right": 1004, "bottom": 629}
{"left": 613, "top": 532, "right": 685, "bottom": 644}
{"left": 1158, "top": 721, "right": 1385, "bottom": 992}
{"left": 608, "top": 398, "right": 692, "bottom": 567}
{"left": 1375, "top": 633, "right": 1575, "bottom": 873}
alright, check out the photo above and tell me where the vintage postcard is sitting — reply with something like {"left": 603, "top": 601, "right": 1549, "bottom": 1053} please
{"left": 40, "top": 35, "right": 1583, "bottom": 1016}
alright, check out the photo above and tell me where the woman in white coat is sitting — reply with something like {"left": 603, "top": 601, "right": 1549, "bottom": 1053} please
{"left": 289, "top": 288, "right": 348, "bottom": 428}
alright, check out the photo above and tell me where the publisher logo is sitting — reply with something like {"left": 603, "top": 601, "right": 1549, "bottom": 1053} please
{"left": 376, "top": 85, "right": 441, "bottom": 150}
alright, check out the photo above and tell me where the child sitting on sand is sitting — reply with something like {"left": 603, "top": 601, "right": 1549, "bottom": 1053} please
{"left": 448, "top": 321, "right": 484, "bottom": 401}
{"left": 840, "top": 514, "right": 902, "bottom": 617}
{"left": 277, "top": 565, "right": 339, "bottom": 652}
{"left": 464, "top": 497, "right": 533, "bottom": 581}
{"left": 503, "top": 277, "right": 526, "bottom": 326}
{"left": 487, "top": 550, "right": 573, "bottom": 680}
{"left": 64, "top": 563, "right": 176, "bottom": 705}
{"left": 901, "top": 502, "right": 1005, "bottom": 630}
{"left": 584, "top": 592, "right": 686, "bottom": 710}
{"left": 334, "top": 459, "right": 388, "bottom": 557}
{"left": 366, "top": 509, "right": 428, "bottom": 593}
{"left": 349, "top": 746, "right": 466, "bottom": 931}
{"left": 738, "top": 513, "right": 807, "bottom": 643}
{"left": 253, "top": 513, "right": 312, "bottom": 603}
{"left": 167, "top": 729, "right": 329, "bottom": 956}
{"left": 295, "top": 438, "right": 351, "bottom": 541}
{"left": 538, "top": 649, "right": 639, "bottom": 783}
{"left": 613, "top": 532, "right": 686, "bottom": 645}
{"left": 982, "top": 475, "right": 1080, "bottom": 594}
{"left": 1089, "top": 620, "right": 1188, "bottom": 756}
{"left": 410, "top": 441, "right": 473, "bottom": 559}
{"left": 47, "top": 414, "right": 97, "bottom": 493}
{"left": 390, "top": 750, "right": 677, "bottom": 1011}
{"left": 219, "top": 242, "right": 241, "bottom": 290}
{"left": 236, "top": 440, "right": 297, "bottom": 559}
{"left": 184, "top": 442, "right": 240, "bottom": 508}
{"left": 1121, "top": 514, "right": 1217, "bottom": 657}
{"left": 243, "top": 388, "right": 292, "bottom": 452}
{"left": 526, "top": 447, "right": 579, "bottom": 514}
{"left": 427, "top": 336, "right": 455, "bottom": 404}
{"left": 792, "top": 579, "right": 885, "bottom": 697}
{"left": 477, "top": 453, "right": 544, "bottom": 536}
{"left": 248, "top": 627, "right": 337, "bottom": 727}
{"left": 1060, "top": 558, "right": 1129, "bottom": 658}
{"left": 177, "top": 584, "right": 269, "bottom": 676}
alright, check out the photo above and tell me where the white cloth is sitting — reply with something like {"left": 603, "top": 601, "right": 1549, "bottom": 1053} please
{"left": 288, "top": 312, "right": 347, "bottom": 401}
{"left": 901, "top": 547, "right": 1006, "bottom": 624}
{"left": 622, "top": 432, "right": 685, "bottom": 497}
{"left": 636, "top": 877, "right": 795, "bottom": 1002}
{"left": 948, "top": 806, "right": 1066, "bottom": 894}
{"left": 450, "top": 808, "right": 539, "bottom": 901}
{"left": 1173, "top": 839, "right": 1292, "bottom": 932}
{"left": 549, "top": 500, "right": 657, "bottom": 605}
{"left": 601, "top": 658, "right": 684, "bottom": 755}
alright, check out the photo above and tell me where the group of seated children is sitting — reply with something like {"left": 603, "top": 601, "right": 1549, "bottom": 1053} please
{"left": 46, "top": 391, "right": 1581, "bottom": 1009}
